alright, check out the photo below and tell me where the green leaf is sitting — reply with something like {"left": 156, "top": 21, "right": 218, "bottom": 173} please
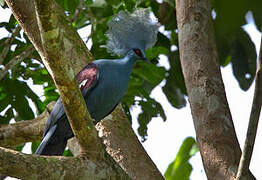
{"left": 132, "top": 62, "right": 166, "bottom": 87}
{"left": 155, "top": 32, "right": 171, "bottom": 49}
{"left": 56, "top": 0, "right": 66, "bottom": 11}
{"left": 74, "top": 9, "right": 91, "bottom": 29}
{"left": 252, "top": 13, "right": 262, "bottom": 29}
{"left": 21, "top": 81, "right": 45, "bottom": 113}
{"left": 91, "top": 0, "right": 107, "bottom": 7}
{"left": 157, "top": 2, "right": 177, "bottom": 30}
{"left": 164, "top": 137, "right": 198, "bottom": 180}
{"left": 0, "top": 0, "right": 5, "bottom": 7}
{"left": 43, "top": 84, "right": 59, "bottom": 106}
{"left": 65, "top": 0, "right": 80, "bottom": 14}
{"left": 63, "top": 149, "right": 73, "bottom": 156}
{"left": 231, "top": 29, "right": 257, "bottom": 90}
{"left": 213, "top": 0, "right": 257, "bottom": 91}
{"left": 10, "top": 92, "right": 34, "bottom": 120}
{"left": 1, "top": 79, "right": 35, "bottom": 120}
{"left": 213, "top": 0, "right": 247, "bottom": 35}
{"left": 163, "top": 52, "right": 187, "bottom": 109}
{"left": 0, "top": 107, "right": 14, "bottom": 124}
{"left": 146, "top": 46, "right": 169, "bottom": 60}
{"left": 31, "top": 141, "right": 40, "bottom": 153}
{"left": 122, "top": 61, "right": 167, "bottom": 139}
{"left": 14, "top": 144, "right": 26, "bottom": 152}
{"left": 0, "top": 81, "right": 10, "bottom": 113}
{"left": 137, "top": 96, "right": 166, "bottom": 140}
{"left": 248, "top": 0, "right": 262, "bottom": 28}
{"left": 122, "top": 0, "right": 136, "bottom": 12}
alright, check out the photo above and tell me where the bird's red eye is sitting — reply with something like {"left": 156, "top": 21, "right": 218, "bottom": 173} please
{"left": 134, "top": 49, "right": 142, "bottom": 57}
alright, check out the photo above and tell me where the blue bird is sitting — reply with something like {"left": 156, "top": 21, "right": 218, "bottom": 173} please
{"left": 35, "top": 8, "right": 158, "bottom": 155}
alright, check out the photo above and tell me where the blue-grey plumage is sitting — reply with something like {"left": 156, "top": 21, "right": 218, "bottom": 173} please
{"left": 35, "top": 49, "right": 147, "bottom": 155}
{"left": 35, "top": 8, "right": 158, "bottom": 155}
{"left": 87, "top": 50, "right": 141, "bottom": 123}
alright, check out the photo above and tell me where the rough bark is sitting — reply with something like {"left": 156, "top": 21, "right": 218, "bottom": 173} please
{"left": 4, "top": 0, "right": 163, "bottom": 179}
{"left": 175, "top": 0, "right": 254, "bottom": 179}
{"left": 33, "top": 0, "right": 104, "bottom": 157}
{"left": 0, "top": 104, "right": 163, "bottom": 179}
{"left": 6, "top": 0, "right": 126, "bottom": 177}
{"left": 97, "top": 105, "right": 164, "bottom": 180}
{"left": 0, "top": 102, "right": 55, "bottom": 148}
{"left": 236, "top": 30, "right": 262, "bottom": 180}
{"left": 0, "top": 147, "right": 129, "bottom": 179}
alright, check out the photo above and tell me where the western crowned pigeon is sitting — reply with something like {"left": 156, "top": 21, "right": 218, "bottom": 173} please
{"left": 35, "top": 8, "right": 158, "bottom": 155}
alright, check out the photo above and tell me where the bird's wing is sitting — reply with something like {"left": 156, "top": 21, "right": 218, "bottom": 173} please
{"left": 43, "top": 98, "right": 65, "bottom": 137}
{"left": 77, "top": 62, "right": 100, "bottom": 94}
{"left": 43, "top": 62, "right": 100, "bottom": 137}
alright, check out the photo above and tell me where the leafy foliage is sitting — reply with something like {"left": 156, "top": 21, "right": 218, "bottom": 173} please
{"left": 0, "top": 0, "right": 260, "bottom": 149}
{"left": 213, "top": 0, "right": 258, "bottom": 90}
{"left": 164, "top": 137, "right": 198, "bottom": 180}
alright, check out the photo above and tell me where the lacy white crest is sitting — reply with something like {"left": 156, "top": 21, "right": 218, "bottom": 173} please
{"left": 105, "top": 8, "right": 159, "bottom": 56}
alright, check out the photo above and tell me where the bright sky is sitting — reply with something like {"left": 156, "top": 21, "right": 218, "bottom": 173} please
{"left": 1, "top": 6, "right": 262, "bottom": 180}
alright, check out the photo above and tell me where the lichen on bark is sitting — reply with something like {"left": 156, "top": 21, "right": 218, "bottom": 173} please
{"left": 175, "top": 0, "right": 255, "bottom": 179}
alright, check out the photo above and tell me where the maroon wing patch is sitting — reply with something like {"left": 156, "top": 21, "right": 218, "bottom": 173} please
{"left": 77, "top": 63, "right": 99, "bottom": 91}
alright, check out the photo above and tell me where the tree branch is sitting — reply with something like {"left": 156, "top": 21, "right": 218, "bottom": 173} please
{"left": 68, "top": 105, "right": 164, "bottom": 179}
{"left": 96, "top": 105, "right": 164, "bottom": 180}
{"left": 0, "top": 147, "right": 129, "bottom": 179}
{"left": 32, "top": 0, "right": 103, "bottom": 157}
{"left": 236, "top": 30, "right": 262, "bottom": 180}
{"left": 0, "top": 45, "right": 35, "bottom": 80}
{"left": 71, "top": 0, "right": 85, "bottom": 23}
{"left": 5, "top": 0, "right": 163, "bottom": 179}
{"left": 0, "top": 104, "right": 163, "bottom": 179}
{"left": 0, "top": 102, "right": 55, "bottom": 148}
{"left": 0, "top": 25, "right": 21, "bottom": 65}
{"left": 175, "top": 0, "right": 255, "bottom": 179}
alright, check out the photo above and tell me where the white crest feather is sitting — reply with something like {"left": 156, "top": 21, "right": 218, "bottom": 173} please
{"left": 105, "top": 8, "right": 159, "bottom": 56}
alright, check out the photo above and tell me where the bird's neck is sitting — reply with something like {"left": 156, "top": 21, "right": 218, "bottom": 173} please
{"left": 117, "top": 54, "right": 136, "bottom": 74}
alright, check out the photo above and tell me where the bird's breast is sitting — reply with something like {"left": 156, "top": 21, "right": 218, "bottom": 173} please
{"left": 85, "top": 65, "right": 130, "bottom": 121}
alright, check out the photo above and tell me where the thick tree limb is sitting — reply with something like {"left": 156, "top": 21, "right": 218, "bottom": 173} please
{"left": 175, "top": 0, "right": 255, "bottom": 179}
{"left": 96, "top": 105, "right": 164, "bottom": 180}
{"left": 5, "top": 0, "right": 163, "bottom": 178}
{"left": 0, "top": 147, "right": 129, "bottom": 179}
{"left": 0, "top": 45, "right": 35, "bottom": 80}
{"left": 0, "top": 102, "right": 55, "bottom": 148}
{"left": 33, "top": 0, "right": 104, "bottom": 157}
{"left": 236, "top": 32, "right": 262, "bottom": 180}
{"left": 0, "top": 104, "right": 163, "bottom": 179}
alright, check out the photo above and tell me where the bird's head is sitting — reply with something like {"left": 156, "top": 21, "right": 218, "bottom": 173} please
{"left": 105, "top": 8, "right": 159, "bottom": 59}
{"left": 130, "top": 48, "right": 149, "bottom": 63}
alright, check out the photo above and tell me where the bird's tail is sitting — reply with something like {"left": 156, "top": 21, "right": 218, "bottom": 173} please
{"left": 35, "top": 124, "right": 67, "bottom": 155}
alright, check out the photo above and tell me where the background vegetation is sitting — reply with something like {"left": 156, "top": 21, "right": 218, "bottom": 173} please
{"left": 0, "top": 0, "right": 261, "bottom": 178}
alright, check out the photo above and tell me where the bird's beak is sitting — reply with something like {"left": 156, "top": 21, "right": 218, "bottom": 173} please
{"left": 142, "top": 57, "right": 150, "bottom": 64}
{"left": 141, "top": 50, "right": 150, "bottom": 64}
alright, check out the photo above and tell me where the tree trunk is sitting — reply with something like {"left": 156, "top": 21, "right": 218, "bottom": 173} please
{"left": 2, "top": 0, "right": 164, "bottom": 179}
{"left": 175, "top": 0, "right": 255, "bottom": 179}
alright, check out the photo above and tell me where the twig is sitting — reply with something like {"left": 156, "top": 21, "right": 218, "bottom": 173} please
{"left": 71, "top": 0, "right": 85, "bottom": 23}
{"left": 0, "top": 25, "right": 21, "bottom": 64}
{"left": 236, "top": 31, "right": 262, "bottom": 179}
{"left": 0, "top": 45, "right": 34, "bottom": 80}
